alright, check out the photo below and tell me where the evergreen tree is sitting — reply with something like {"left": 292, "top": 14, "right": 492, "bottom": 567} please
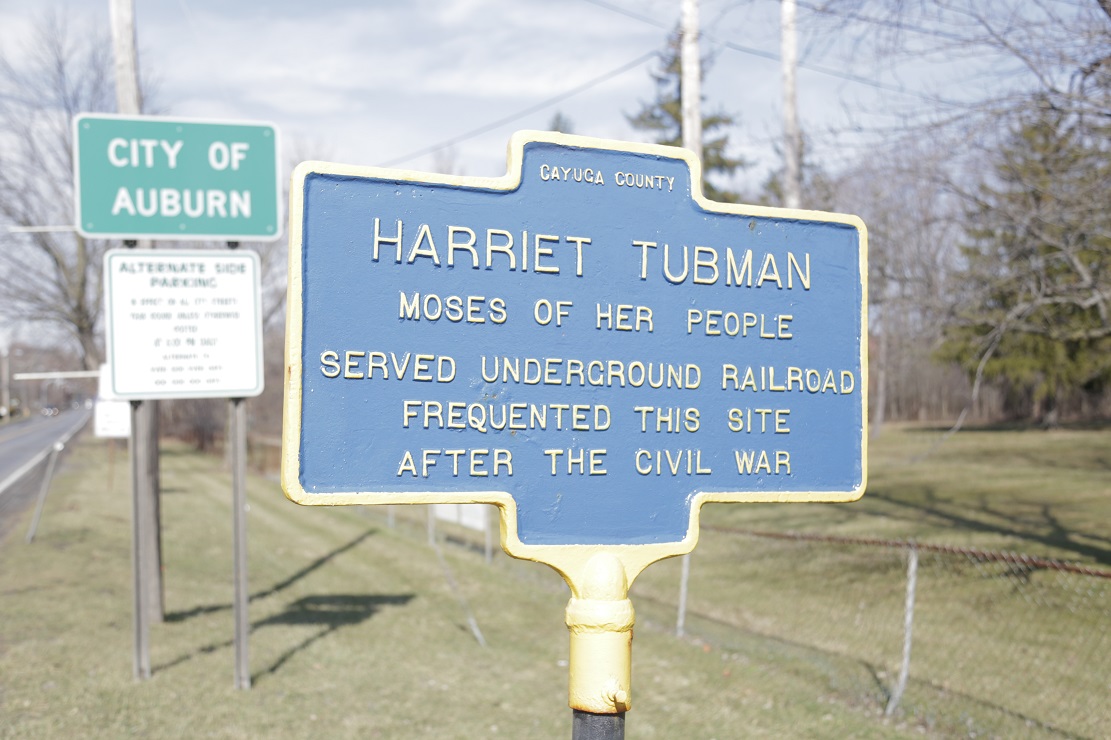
{"left": 939, "top": 101, "right": 1111, "bottom": 423}
{"left": 626, "top": 31, "right": 746, "bottom": 203}
{"left": 548, "top": 112, "right": 574, "bottom": 134}
{"left": 757, "top": 138, "right": 837, "bottom": 210}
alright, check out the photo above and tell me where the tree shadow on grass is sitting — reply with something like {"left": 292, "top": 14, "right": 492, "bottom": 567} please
{"left": 916, "top": 420, "right": 1111, "bottom": 434}
{"left": 165, "top": 527, "right": 377, "bottom": 623}
{"left": 154, "top": 592, "right": 414, "bottom": 678}
{"left": 864, "top": 486, "right": 1111, "bottom": 567}
{"left": 251, "top": 593, "right": 415, "bottom": 680}
{"left": 156, "top": 528, "right": 418, "bottom": 677}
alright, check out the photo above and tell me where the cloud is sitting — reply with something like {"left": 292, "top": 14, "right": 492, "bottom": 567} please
{"left": 6, "top": 0, "right": 959, "bottom": 193}
{"left": 129, "top": 1, "right": 669, "bottom": 173}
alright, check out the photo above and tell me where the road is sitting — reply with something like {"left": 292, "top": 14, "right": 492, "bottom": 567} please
{"left": 0, "top": 408, "right": 91, "bottom": 541}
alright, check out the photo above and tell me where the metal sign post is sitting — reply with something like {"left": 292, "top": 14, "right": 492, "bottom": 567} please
{"left": 230, "top": 396, "right": 251, "bottom": 689}
{"left": 129, "top": 399, "right": 152, "bottom": 680}
{"left": 103, "top": 248, "right": 265, "bottom": 686}
{"left": 282, "top": 131, "right": 867, "bottom": 733}
{"left": 225, "top": 237, "right": 253, "bottom": 690}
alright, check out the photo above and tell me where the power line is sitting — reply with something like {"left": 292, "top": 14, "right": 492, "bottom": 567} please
{"left": 717, "top": 34, "right": 965, "bottom": 108}
{"left": 579, "top": 0, "right": 969, "bottom": 108}
{"left": 795, "top": 1, "right": 970, "bottom": 44}
{"left": 5, "top": 225, "right": 76, "bottom": 233}
{"left": 579, "top": 0, "right": 674, "bottom": 31}
{"left": 379, "top": 50, "right": 658, "bottom": 168}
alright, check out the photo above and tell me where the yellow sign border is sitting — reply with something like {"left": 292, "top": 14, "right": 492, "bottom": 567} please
{"left": 281, "top": 130, "right": 868, "bottom": 587}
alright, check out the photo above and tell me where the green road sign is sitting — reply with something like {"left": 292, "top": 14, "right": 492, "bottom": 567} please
{"left": 74, "top": 114, "right": 280, "bottom": 241}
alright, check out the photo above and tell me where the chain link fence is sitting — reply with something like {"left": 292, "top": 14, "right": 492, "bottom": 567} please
{"left": 655, "top": 527, "right": 1111, "bottom": 738}
{"left": 336, "top": 498, "right": 1111, "bottom": 736}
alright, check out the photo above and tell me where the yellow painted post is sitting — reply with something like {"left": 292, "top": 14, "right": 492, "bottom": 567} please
{"left": 511, "top": 541, "right": 698, "bottom": 733}
{"left": 565, "top": 553, "right": 634, "bottom": 714}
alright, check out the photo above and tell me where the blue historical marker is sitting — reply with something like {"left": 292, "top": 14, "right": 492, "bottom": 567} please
{"left": 282, "top": 132, "right": 867, "bottom": 549}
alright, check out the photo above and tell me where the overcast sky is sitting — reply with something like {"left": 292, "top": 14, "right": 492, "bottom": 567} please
{"left": 0, "top": 0, "right": 1029, "bottom": 193}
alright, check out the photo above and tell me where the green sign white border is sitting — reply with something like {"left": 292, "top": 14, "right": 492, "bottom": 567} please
{"left": 72, "top": 113, "right": 282, "bottom": 242}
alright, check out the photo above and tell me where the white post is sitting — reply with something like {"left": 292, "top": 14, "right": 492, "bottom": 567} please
{"left": 781, "top": 0, "right": 803, "bottom": 209}
{"left": 484, "top": 506, "right": 493, "bottom": 565}
{"left": 680, "top": 0, "right": 702, "bottom": 161}
{"left": 886, "top": 543, "right": 918, "bottom": 716}
{"left": 25, "top": 442, "right": 64, "bottom": 543}
{"left": 676, "top": 552, "right": 691, "bottom": 637}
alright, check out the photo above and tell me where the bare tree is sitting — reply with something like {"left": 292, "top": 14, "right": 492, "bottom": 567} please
{"left": 834, "top": 139, "right": 969, "bottom": 431}
{"left": 0, "top": 13, "right": 119, "bottom": 370}
{"left": 800, "top": 1, "right": 1111, "bottom": 425}
{"left": 802, "top": 0, "right": 1111, "bottom": 114}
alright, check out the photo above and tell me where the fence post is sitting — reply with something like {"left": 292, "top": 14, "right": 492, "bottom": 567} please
{"left": 25, "top": 442, "right": 64, "bottom": 543}
{"left": 676, "top": 553, "right": 691, "bottom": 637}
{"left": 484, "top": 505, "right": 493, "bottom": 564}
{"left": 886, "top": 541, "right": 918, "bottom": 716}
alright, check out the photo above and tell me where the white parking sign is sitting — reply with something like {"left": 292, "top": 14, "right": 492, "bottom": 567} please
{"left": 104, "top": 249, "right": 264, "bottom": 399}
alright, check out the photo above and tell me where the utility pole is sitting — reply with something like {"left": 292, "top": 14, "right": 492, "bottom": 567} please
{"left": 674, "top": 0, "right": 701, "bottom": 659}
{"left": 110, "top": 0, "right": 141, "bottom": 115}
{"left": 110, "top": 0, "right": 163, "bottom": 682}
{"left": 782, "top": 0, "right": 803, "bottom": 209}
{"left": 680, "top": 0, "right": 702, "bottom": 163}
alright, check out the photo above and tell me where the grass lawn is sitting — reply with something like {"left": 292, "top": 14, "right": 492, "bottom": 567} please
{"left": 632, "top": 423, "right": 1111, "bottom": 738}
{"left": 1, "top": 424, "right": 1107, "bottom": 737}
{"left": 703, "top": 423, "right": 1111, "bottom": 565}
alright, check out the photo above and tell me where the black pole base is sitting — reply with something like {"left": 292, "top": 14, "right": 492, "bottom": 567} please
{"left": 572, "top": 709, "right": 625, "bottom": 740}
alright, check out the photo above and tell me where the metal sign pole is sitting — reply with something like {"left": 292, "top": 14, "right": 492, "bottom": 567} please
{"left": 121, "top": 235, "right": 163, "bottom": 637}
{"left": 226, "top": 239, "right": 251, "bottom": 689}
{"left": 572, "top": 710, "right": 625, "bottom": 740}
{"left": 231, "top": 396, "right": 251, "bottom": 689}
{"left": 147, "top": 398, "right": 164, "bottom": 623}
{"left": 129, "top": 400, "right": 151, "bottom": 680}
